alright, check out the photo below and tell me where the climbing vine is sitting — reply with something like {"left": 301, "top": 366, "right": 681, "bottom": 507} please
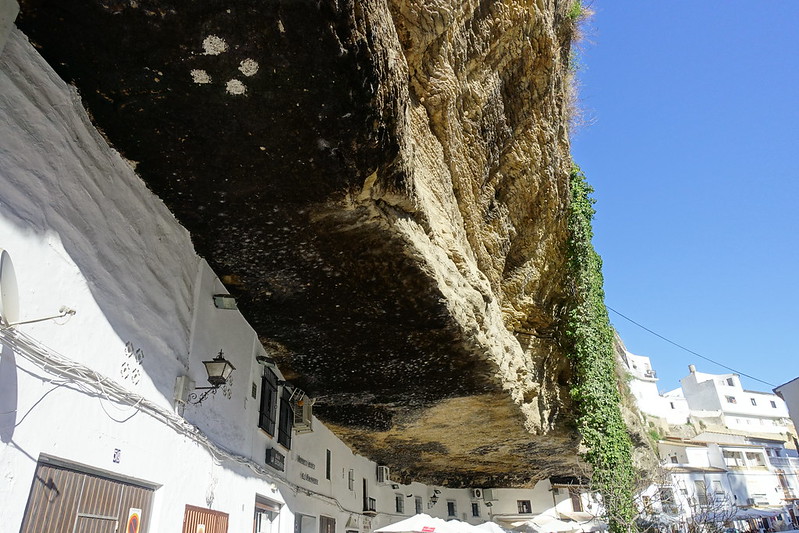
{"left": 565, "top": 165, "right": 637, "bottom": 532}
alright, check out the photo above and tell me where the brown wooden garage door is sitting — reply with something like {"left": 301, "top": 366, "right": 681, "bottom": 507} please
{"left": 20, "top": 460, "right": 154, "bottom": 533}
{"left": 182, "top": 504, "right": 229, "bottom": 533}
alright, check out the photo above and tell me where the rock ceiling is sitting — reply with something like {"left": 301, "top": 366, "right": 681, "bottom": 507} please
{"left": 16, "top": 0, "right": 581, "bottom": 486}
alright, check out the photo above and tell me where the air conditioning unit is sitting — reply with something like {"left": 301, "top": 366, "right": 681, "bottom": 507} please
{"left": 376, "top": 465, "right": 390, "bottom": 484}
{"left": 746, "top": 498, "right": 755, "bottom": 506}
{"left": 482, "top": 489, "right": 498, "bottom": 502}
{"left": 290, "top": 389, "right": 314, "bottom": 434}
{"left": 471, "top": 489, "right": 483, "bottom": 499}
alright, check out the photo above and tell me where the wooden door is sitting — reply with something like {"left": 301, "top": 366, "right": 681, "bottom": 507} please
{"left": 182, "top": 504, "right": 229, "bottom": 533}
{"left": 319, "top": 515, "right": 336, "bottom": 533}
{"left": 19, "top": 460, "right": 154, "bottom": 533}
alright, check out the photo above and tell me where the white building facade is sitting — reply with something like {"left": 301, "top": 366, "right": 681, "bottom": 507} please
{"left": 652, "top": 434, "right": 799, "bottom": 530}
{"left": 681, "top": 366, "right": 793, "bottom": 435}
{"left": 620, "top": 350, "right": 690, "bottom": 426}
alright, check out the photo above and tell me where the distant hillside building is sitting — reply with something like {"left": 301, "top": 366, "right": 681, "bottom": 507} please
{"left": 620, "top": 349, "right": 690, "bottom": 425}
{"left": 681, "top": 365, "right": 793, "bottom": 435}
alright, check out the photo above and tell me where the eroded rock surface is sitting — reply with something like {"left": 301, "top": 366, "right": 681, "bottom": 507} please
{"left": 17, "top": 0, "right": 579, "bottom": 485}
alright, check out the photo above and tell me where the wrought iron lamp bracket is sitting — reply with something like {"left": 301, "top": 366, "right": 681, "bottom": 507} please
{"left": 187, "top": 386, "right": 219, "bottom": 405}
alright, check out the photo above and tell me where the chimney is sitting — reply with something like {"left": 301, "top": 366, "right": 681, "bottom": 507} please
{"left": 688, "top": 364, "right": 696, "bottom": 373}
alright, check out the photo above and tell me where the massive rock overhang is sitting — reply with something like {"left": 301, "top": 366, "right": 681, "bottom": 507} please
{"left": 15, "top": 0, "right": 581, "bottom": 486}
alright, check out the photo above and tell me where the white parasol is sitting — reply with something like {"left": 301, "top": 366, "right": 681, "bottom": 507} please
{"left": 376, "top": 514, "right": 462, "bottom": 533}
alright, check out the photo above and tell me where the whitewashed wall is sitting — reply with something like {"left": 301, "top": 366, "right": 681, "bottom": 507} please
{"left": 0, "top": 26, "right": 286, "bottom": 531}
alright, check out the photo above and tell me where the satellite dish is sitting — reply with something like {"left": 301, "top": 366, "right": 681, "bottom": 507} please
{"left": 0, "top": 249, "right": 19, "bottom": 327}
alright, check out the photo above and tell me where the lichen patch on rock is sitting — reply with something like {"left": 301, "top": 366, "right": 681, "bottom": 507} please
{"left": 225, "top": 79, "right": 246, "bottom": 95}
{"left": 190, "top": 69, "right": 211, "bottom": 84}
{"left": 202, "top": 35, "right": 228, "bottom": 55}
{"left": 238, "top": 58, "right": 259, "bottom": 77}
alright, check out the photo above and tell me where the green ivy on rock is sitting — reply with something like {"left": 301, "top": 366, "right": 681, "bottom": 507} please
{"left": 565, "top": 165, "right": 636, "bottom": 532}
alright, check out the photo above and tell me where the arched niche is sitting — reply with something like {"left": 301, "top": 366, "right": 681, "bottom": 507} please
{"left": 0, "top": 249, "right": 19, "bottom": 327}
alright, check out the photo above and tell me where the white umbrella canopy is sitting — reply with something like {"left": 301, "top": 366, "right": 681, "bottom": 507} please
{"left": 511, "top": 517, "right": 581, "bottom": 533}
{"left": 575, "top": 520, "right": 607, "bottom": 532}
{"left": 376, "top": 514, "right": 461, "bottom": 533}
{"left": 556, "top": 512, "right": 607, "bottom": 532}
{"left": 474, "top": 522, "right": 511, "bottom": 533}
{"left": 535, "top": 520, "right": 581, "bottom": 533}
{"left": 447, "top": 519, "right": 487, "bottom": 533}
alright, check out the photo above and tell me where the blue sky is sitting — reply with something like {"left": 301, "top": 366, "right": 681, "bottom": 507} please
{"left": 570, "top": 1, "right": 799, "bottom": 393}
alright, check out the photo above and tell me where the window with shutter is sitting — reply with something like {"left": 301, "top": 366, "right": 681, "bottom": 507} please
{"left": 259, "top": 370, "right": 278, "bottom": 436}
{"left": 517, "top": 500, "right": 532, "bottom": 514}
{"left": 277, "top": 386, "right": 293, "bottom": 449}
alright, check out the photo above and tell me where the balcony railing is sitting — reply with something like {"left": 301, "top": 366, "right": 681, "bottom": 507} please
{"left": 769, "top": 457, "right": 799, "bottom": 471}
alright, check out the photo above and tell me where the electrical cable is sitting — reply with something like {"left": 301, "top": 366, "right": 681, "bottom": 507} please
{"left": 0, "top": 326, "right": 374, "bottom": 517}
{"left": 0, "top": 327, "right": 283, "bottom": 476}
{"left": 606, "top": 305, "right": 777, "bottom": 388}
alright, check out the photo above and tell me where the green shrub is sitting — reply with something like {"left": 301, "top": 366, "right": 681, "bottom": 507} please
{"left": 568, "top": 1, "right": 584, "bottom": 21}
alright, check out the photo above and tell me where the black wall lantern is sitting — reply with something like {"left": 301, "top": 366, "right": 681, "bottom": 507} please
{"left": 428, "top": 489, "right": 441, "bottom": 508}
{"left": 188, "top": 350, "right": 236, "bottom": 405}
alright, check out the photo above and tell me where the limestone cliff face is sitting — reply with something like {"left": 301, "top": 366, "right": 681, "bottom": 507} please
{"left": 17, "top": 0, "right": 579, "bottom": 485}
{"left": 323, "top": 0, "right": 577, "bottom": 478}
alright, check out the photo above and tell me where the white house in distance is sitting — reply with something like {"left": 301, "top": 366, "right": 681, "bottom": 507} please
{"left": 623, "top": 353, "right": 796, "bottom": 438}
{"left": 656, "top": 432, "right": 799, "bottom": 526}
{"left": 650, "top": 434, "right": 799, "bottom": 529}
{"left": 681, "top": 365, "right": 794, "bottom": 435}
{"left": 620, "top": 349, "right": 690, "bottom": 425}
{"left": 649, "top": 439, "right": 734, "bottom": 522}
{"left": 775, "top": 377, "right": 799, "bottom": 441}
{"left": 0, "top": 13, "right": 593, "bottom": 533}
